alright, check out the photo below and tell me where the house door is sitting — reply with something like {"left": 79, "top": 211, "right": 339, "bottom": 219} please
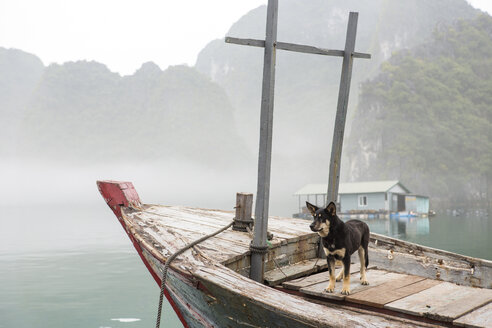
{"left": 397, "top": 195, "right": 406, "bottom": 212}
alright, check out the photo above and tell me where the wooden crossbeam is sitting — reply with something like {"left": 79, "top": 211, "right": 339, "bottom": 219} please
{"left": 226, "top": 37, "right": 371, "bottom": 59}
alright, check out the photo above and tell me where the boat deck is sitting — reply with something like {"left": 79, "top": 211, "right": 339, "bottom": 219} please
{"left": 122, "top": 204, "right": 492, "bottom": 328}
{"left": 283, "top": 267, "right": 492, "bottom": 327}
{"left": 123, "top": 204, "right": 319, "bottom": 273}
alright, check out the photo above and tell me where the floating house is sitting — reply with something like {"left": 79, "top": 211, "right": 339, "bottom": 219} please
{"left": 294, "top": 180, "right": 429, "bottom": 218}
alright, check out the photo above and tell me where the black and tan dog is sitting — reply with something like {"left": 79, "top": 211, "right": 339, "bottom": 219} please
{"left": 307, "top": 201, "right": 370, "bottom": 295}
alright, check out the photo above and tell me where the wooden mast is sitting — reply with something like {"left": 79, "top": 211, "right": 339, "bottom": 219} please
{"left": 327, "top": 12, "right": 360, "bottom": 206}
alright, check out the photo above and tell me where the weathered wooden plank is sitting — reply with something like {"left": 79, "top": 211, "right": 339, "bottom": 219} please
{"left": 225, "top": 37, "right": 371, "bottom": 59}
{"left": 233, "top": 192, "right": 253, "bottom": 231}
{"left": 300, "top": 270, "right": 403, "bottom": 301}
{"left": 345, "top": 275, "right": 430, "bottom": 307}
{"left": 283, "top": 271, "right": 332, "bottom": 291}
{"left": 369, "top": 232, "right": 492, "bottom": 289}
{"left": 268, "top": 216, "right": 313, "bottom": 233}
{"left": 196, "top": 265, "right": 430, "bottom": 327}
{"left": 282, "top": 263, "right": 378, "bottom": 291}
{"left": 277, "top": 41, "right": 345, "bottom": 57}
{"left": 164, "top": 228, "right": 248, "bottom": 249}
{"left": 136, "top": 205, "right": 316, "bottom": 242}
{"left": 367, "top": 243, "right": 489, "bottom": 289}
{"left": 392, "top": 279, "right": 442, "bottom": 298}
{"left": 142, "top": 206, "right": 233, "bottom": 227}
{"left": 453, "top": 302, "right": 492, "bottom": 328}
{"left": 385, "top": 282, "right": 492, "bottom": 322}
{"left": 148, "top": 223, "right": 317, "bottom": 269}
{"left": 264, "top": 258, "right": 324, "bottom": 286}
{"left": 225, "top": 36, "right": 265, "bottom": 48}
{"left": 128, "top": 212, "right": 250, "bottom": 266}
{"left": 154, "top": 223, "right": 253, "bottom": 248}
{"left": 141, "top": 214, "right": 318, "bottom": 274}
{"left": 187, "top": 208, "right": 313, "bottom": 235}
{"left": 143, "top": 218, "right": 309, "bottom": 249}
{"left": 122, "top": 215, "right": 205, "bottom": 274}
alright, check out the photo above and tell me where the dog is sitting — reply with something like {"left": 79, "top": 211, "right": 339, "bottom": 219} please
{"left": 306, "top": 201, "right": 370, "bottom": 295}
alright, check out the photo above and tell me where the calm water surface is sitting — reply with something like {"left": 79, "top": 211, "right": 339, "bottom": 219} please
{"left": 360, "top": 213, "right": 492, "bottom": 261}
{"left": 0, "top": 204, "right": 181, "bottom": 328}
{"left": 1, "top": 204, "right": 490, "bottom": 328}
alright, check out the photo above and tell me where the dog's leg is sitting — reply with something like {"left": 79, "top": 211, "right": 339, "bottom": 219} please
{"left": 335, "top": 266, "right": 344, "bottom": 282}
{"left": 325, "top": 255, "right": 336, "bottom": 293}
{"left": 341, "top": 257, "right": 351, "bottom": 295}
{"left": 358, "top": 246, "right": 369, "bottom": 285}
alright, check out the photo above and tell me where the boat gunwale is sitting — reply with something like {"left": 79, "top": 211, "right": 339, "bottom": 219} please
{"left": 370, "top": 232, "right": 492, "bottom": 268}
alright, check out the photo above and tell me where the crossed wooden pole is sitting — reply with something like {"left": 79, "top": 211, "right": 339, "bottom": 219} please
{"left": 226, "top": 0, "right": 370, "bottom": 283}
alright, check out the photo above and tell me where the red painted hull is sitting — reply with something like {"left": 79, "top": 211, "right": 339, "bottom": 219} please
{"left": 97, "top": 181, "right": 192, "bottom": 327}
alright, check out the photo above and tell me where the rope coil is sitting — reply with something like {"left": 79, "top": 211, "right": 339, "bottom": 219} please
{"left": 249, "top": 244, "right": 269, "bottom": 254}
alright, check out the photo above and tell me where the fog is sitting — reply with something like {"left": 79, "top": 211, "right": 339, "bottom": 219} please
{"left": 1, "top": 159, "right": 308, "bottom": 218}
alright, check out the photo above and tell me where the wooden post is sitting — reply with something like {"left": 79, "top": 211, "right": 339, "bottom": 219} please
{"left": 249, "top": 0, "right": 279, "bottom": 283}
{"left": 233, "top": 192, "right": 254, "bottom": 232}
{"left": 327, "top": 12, "right": 359, "bottom": 205}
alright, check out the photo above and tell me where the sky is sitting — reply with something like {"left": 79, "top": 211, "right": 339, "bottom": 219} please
{"left": 0, "top": 0, "right": 490, "bottom": 76}
{"left": 0, "top": 0, "right": 267, "bottom": 75}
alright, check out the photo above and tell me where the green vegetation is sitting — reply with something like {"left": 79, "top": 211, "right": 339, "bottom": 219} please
{"left": 196, "top": 0, "right": 479, "bottom": 156}
{"left": 347, "top": 15, "right": 492, "bottom": 207}
{"left": 15, "top": 60, "right": 250, "bottom": 167}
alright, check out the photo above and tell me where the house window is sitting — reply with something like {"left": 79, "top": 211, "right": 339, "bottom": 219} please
{"left": 359, "top": 195, "right": 367, "bottom": 207}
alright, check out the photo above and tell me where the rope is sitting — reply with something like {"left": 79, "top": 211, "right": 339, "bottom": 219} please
{"left": 155, "top": 220, "right": 234, "bottom": 328}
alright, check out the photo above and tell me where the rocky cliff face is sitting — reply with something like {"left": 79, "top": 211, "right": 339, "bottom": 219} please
{"left": 10, "top": 58, "right": 250, "bottom": 167}
{"left": 346, "top": 15, "right": 492, "bottom": 206}
{"left": 0, "top": 48, "right": 44, "bottom": 155}
{"left": 194, "top": 0, "right": 479, "bottom": 181}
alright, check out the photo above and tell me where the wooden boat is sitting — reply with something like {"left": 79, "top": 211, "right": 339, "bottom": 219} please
{"left": 98, "top": 180, "right": 492, "bottom": 328}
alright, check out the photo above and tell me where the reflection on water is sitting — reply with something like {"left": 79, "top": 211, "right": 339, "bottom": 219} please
{"left": 364, "top": 216, "right": 430, "bottom": 239}
{"left": 346, "top": 213, "right": 492, "bottom": 261}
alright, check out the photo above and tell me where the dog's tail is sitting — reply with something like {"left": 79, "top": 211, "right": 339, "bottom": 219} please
{"left": 365, "top": 245, "right": 369, "bottom": 268}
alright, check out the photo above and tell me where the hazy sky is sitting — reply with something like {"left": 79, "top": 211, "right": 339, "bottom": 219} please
{"left": 0, "top": 0, "right": 489, "bottom": 76}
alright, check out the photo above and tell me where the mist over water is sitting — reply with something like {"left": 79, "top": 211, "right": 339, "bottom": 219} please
{"left": 1, "top": 158, "right": 315, "bottom": 217}
{"left": 0, "top": 157, "right": 308, "bottom": 328}
{"left": 0, "top": 199, "right": 182, "bottom": 327}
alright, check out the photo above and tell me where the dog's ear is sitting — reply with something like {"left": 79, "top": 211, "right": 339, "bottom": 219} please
{"left": 305, "top": 202, "right": 319, "bottom": 216}
{"left": 325, "top": 202, "right": 337, "bottom": 216}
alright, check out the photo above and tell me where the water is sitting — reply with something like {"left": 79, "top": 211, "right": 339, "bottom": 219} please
{"left": 359, "top": 213, "right": 492, "bottom": 261}
{"left": 0, "top": 204, "right": 181, "bottom": 328}
{"left": 1, "top": 204, "right": 490, "bottom": 328}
